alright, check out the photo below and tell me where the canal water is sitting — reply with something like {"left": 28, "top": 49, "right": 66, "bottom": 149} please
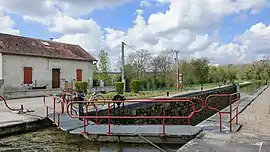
{"left": 0, "top": 82, "right": 264, "bottom": 152}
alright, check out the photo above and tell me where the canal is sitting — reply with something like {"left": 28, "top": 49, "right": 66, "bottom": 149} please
{"left": 0, "top": 82, "right": 264, "bottom": 152}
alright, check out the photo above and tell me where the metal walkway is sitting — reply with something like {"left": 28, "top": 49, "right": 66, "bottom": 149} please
{"left": 43, "top": 91, "right": 242, "bottom": 144}
{"left": 47, "top": 113, "right": 85, "bottom": 131}
{"left": 70, "top": 124, "right": 202, "bottom": 137}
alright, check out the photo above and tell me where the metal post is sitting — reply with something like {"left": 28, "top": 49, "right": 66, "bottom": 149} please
{"left": 53, "top": 98, "right": 56, "bottom": 123}
{"left": 172, "top": 49, "right": 180, "bottom": 89}
{"left": 78, "top": 91, "right": 84, "bottom": 121}
{"left": 121, "top": 42, "right": 126, "bottom": 92}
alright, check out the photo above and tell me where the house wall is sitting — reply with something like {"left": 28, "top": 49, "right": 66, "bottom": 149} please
{"left": 2, "top": 54, "right": 93, "bottom": 91}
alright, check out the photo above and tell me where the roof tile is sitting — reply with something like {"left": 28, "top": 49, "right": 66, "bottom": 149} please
{"left": 0, "top": 33, "right": 97, "bottom": 62}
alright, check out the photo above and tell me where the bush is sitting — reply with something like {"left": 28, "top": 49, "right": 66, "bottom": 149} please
{"left": 115, "top": 82, "right": 124, "bottom": 94}
{"left": 75, "top": 81, "right": 88, "bottom": 94}
{"left": 131, "top": 80, "right": 140, "bottom": 93}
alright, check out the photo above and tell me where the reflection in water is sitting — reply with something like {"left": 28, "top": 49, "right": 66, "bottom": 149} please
{"left": 0, "top": 82, "right": 264, "bottom": 152}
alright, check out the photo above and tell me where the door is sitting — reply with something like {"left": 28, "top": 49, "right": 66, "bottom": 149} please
{"left": 52, "top": 69, "right": 60, "bottom": 88}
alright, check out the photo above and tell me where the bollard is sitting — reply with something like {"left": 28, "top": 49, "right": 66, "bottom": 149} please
{"left": 166, "top": 92, "right": 169, "bottom": 97}
{"left": 201, "top": 84, "right": 203, "bottom": 90}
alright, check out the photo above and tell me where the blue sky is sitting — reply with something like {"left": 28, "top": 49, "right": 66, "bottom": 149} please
{"left": 8, "top": 0, "right": 269, "bottom": 44}
{"left": 1, "top": 0, "right": 270, "bottom": 67}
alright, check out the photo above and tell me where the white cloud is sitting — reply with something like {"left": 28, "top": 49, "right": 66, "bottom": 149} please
{"left": 0, "top": 9, "right": 19, "bottom": 35}
{"left": 0, "top": 0, "right": 133, "bottom": 24}
{"left": 49, "top": 15, "right": 100, "bottom": 34}
{"left": 1, "top": 0, "right": 270, "bottom": 71}
{"left": 140, "top": 0, "right": 152, "bottom": 7}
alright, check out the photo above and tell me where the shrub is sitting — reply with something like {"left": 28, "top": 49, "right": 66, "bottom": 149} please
{"left": 115, "top": 82, "right": 124, "bottom": 94}
{"left": 131, "top": 80, "right": 140, "bottom": 93}
{"left": 75, "top": 81, "right": 88, "bottom": 94}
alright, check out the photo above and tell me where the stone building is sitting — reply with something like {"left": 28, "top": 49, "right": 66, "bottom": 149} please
{"left": 0, "top": 33, "right": 97, "bottom": 98}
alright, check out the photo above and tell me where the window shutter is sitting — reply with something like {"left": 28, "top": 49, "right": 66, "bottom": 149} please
{"left": 24, "top": 67, "right": 32, "bottom": 84}
{"left": 76, "top": 69, "right": 82, "bottom": 81}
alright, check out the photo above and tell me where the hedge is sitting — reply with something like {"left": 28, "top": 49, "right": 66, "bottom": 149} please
{"left": 115, "top": 82, "right": 124, "bottom": 94}
{"left": 131, "top": 80, "right": 140, "bottom": 93}
{"left": 75, "top": 81, "right": 88, "bottom": 94}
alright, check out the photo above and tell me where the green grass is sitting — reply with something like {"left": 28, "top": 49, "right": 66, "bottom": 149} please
{"left": 101, "top": 83, "right": 225, "bottom": 99}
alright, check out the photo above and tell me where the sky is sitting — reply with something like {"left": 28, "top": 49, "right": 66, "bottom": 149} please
{"left": 1, "top": 0, "right": 270, "bottom": 71}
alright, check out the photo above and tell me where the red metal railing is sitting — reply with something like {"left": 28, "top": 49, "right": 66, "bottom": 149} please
{"left": 204, "top": 92, "right": 241, "bottom": 132}
{"left": 0, "top": 96, "right": 34, "bottom": 113}
{"left": 66, "top": 99, "right": 197, "bottom": 136}
{"left": 43, "top": 96, "right": 65, "bottom": 128}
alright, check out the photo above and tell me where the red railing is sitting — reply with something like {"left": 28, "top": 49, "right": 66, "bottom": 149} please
{"left": 43, "top": 96, "right": 65, "bottom": 128}
{"left": 0, "top": 96, "right": 34, "bottom": 113}
{"left": 204, "top": 92, "right": 241, "bottom": 132}
{"left": 44, "top": 92, "right": 241, "bottom": 134}
{"left": 66, "top": 99, "right": 197, "bottom": 136}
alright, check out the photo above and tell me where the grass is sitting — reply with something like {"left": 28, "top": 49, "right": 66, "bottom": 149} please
{"left": 101, "top": 82, "right": 226, "bottom": 99}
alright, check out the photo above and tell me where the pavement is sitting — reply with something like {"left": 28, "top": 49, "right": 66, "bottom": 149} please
{"left": 0, "top": 96, "right": 56, "bottom": 127}
{"left": 178, "top": 85, "right": 270, "bottom": 152}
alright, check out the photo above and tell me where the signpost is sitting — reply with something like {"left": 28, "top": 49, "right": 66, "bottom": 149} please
{"left": 178, "top": 73, "right": 183, "bottom": 89}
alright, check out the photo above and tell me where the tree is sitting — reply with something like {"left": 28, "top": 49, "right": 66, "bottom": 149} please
{"left": 97, "top": 50, "right": 110, "bottom": 85}
{"left": 127, "top": 49, "right": 151, "bottom": 80}
{"left": 190, "top": 58, "right": 210, "bottom": 85}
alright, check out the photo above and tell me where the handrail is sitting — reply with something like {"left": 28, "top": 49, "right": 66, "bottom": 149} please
{"left": 0, "top": 96, "right": 34, "bottom": 113}
{"left": 204, "top": 92, "right": 240, "bottom": 132}
{"left": 66, "top": 98, "right": 196, "bottom": 136}
{"left": 43, "top": 96, "right": 63, "bottom": 128}
{"left": 0, "top": 96, "right": 21, "bottom": 111}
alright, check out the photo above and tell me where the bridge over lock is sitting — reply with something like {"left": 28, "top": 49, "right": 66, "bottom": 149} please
{"left": 42, "top": 88, "right": 242, "bottom": 145}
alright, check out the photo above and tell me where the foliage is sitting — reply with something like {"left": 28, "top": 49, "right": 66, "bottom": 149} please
{"left": 94, "top": 48, "right": 270, "bottom": 91}
{"left": 131, "top": 80, "right": 141, "bottom": 93}
{"left": 115, "top": 82, "right": 124, "bottom": 94}
{"left": 75, "top": 81, "right": 88, "bottom": 94}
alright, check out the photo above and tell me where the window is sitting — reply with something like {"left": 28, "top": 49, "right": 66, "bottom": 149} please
{"left": 24, "top": 67, "right": 33, "bottom": 84}
{"left": 76, "top": 69, "right": 82, "bottom": 81}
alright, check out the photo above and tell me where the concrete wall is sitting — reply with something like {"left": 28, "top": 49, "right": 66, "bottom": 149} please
{"left": 2, "top": 54, "right": 93, "bottom": 91}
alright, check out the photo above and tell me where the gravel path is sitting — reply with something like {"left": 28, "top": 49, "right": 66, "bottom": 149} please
{"left": 236, "top": 86, "right": 270, "bottom": 136}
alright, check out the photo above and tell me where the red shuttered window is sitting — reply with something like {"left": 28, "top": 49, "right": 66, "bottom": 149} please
{"left": 24, "top": 67, "right": 33, "bottom": 84}
{"left": 76, "top": 69, "right": 82, "bottom": 81}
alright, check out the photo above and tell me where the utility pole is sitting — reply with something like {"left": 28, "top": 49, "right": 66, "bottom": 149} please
{"left": 121, "top": 42, "right": 126, "bottom": 92}
{"left": 172, "top": 49, "right": 180, "bottom": 89}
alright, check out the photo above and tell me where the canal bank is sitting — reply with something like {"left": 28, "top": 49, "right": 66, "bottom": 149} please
{"left": 178, "top": 85, "right": 270, "bottom": 151}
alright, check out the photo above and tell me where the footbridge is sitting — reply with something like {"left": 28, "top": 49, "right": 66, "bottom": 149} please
{"left": 43, "top": 91, "right": 241, "bottom": 144}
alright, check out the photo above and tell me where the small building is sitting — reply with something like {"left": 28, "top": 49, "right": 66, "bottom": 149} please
{"left": 0, "top": 33, "right": 97, "bottom": 98}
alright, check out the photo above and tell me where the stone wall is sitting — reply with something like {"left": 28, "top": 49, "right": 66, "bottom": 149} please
{"left": 87, "top": 84, "right": 238, "bottom": 125}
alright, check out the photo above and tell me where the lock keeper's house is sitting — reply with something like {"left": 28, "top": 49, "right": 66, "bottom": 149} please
{"left": 0, "top": 33, "right": 97, "bottom": 98}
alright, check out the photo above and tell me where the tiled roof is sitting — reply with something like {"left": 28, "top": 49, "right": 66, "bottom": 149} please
{"left": 0, "top": 33, "right": 97, "bottom": 62}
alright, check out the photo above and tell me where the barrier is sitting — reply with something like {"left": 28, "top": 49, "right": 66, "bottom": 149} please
{"left": 66, "top": 98, "right": 196, "bottom": 136}
{"left": 204, "top": 92, "right": 240, "bottom": 132}
{"left": 44, "top": 92, "right": 241, "bottom": 134}
{"left": 0, "top": 96, "right": 34, "bottom": 114}
{"left": 43, "top": 96, "right": 64, "bottom": 128}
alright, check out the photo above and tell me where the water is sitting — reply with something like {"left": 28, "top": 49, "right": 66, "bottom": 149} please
{"left": 239, "top": 81, "right": 264, "bottom": 96}
{"left": 0, "top": 82, "right": 265, "bottom": 152}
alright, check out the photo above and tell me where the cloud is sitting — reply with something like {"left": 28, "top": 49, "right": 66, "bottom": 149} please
{"left": 1, "top": 0, "right": 270, "bottom": 71}
{"left": 0, "top": 0, "right": 133, "bottom": 24}
{"left": 140, "top": 0, "right": 152, "bottom": 7}
{"left": 0, "top": 9, "right": 19, "bottom": 35}
{"left": 49, "top": 15, "right": 100, "bottom": 34}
